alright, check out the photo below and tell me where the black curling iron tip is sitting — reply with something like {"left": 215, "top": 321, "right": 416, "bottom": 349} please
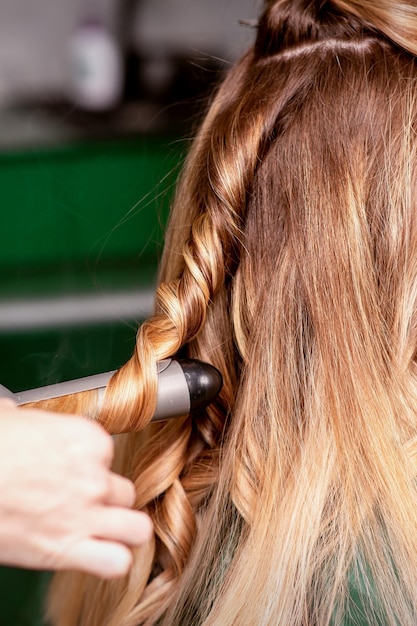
{"left": 178, "top": 359, "right": 223, "bottom": 412}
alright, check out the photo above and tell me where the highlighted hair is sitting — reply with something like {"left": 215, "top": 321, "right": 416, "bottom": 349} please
{"left": 44, "top": 1, "right": 417, "bottom": 624}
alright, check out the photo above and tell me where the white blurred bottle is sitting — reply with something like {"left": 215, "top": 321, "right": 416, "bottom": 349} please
{"left": 68, "top": 18, "right": 124, "bottom": 111}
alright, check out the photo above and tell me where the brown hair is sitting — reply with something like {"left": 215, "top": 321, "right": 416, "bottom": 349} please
{"left": 43, "top": 1, "right": 417, "bottom": 623}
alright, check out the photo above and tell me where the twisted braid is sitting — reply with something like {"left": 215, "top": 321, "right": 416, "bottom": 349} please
{"left": 125, "top": 73, "right": 277, "bottom": 623}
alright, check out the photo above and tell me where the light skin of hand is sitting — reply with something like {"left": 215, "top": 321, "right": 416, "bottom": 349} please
{"left": 0, "top": 398, "right": 153, "bottom": 578}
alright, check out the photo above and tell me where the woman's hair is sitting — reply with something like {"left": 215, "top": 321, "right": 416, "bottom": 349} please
{"left": 39, "top": 0, "right": 417, "bottom": 624}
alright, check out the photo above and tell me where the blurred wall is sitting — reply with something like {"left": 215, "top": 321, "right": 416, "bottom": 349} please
{"left": 0, "top": 0, "right": 260, "bottom": 106}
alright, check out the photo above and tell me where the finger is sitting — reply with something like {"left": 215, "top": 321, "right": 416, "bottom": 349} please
{"left": 90, "top": 507, "right": 154, "bottom": 547}
{"left": 63, "top": 538, "right": 133, "bottom": 578}
{"left": 105, "top": 473, "right": 136, "bottom": 508}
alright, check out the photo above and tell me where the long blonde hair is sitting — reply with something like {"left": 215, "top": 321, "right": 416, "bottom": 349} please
{"left": 42, "top": 0, "right": 417, "bottom": 623}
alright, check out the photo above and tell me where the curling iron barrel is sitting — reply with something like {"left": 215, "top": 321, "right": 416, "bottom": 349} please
{"left": 0, "top": 359, "right": 223, "bottom": 424}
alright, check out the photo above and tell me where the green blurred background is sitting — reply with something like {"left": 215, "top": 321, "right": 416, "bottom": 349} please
{"left": 0, "top": 136, "right": 183, "bottom": 390}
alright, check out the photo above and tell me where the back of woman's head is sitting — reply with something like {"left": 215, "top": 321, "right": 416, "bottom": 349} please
{"left": 46, "top": 1, "right": 417, "bottom": 625}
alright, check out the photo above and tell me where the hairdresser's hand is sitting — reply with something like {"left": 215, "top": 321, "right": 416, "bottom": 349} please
{"left": 0, "top": 399, "right": 153, "bottom": 578}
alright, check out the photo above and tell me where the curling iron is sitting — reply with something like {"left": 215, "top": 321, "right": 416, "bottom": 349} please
{"left": 0, "top": 358, "right": 222, "bottom": 428}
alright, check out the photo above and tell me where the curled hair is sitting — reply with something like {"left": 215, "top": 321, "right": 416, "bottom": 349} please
{"left": 43, "top": 1, "right": 417, "bottom": 624}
